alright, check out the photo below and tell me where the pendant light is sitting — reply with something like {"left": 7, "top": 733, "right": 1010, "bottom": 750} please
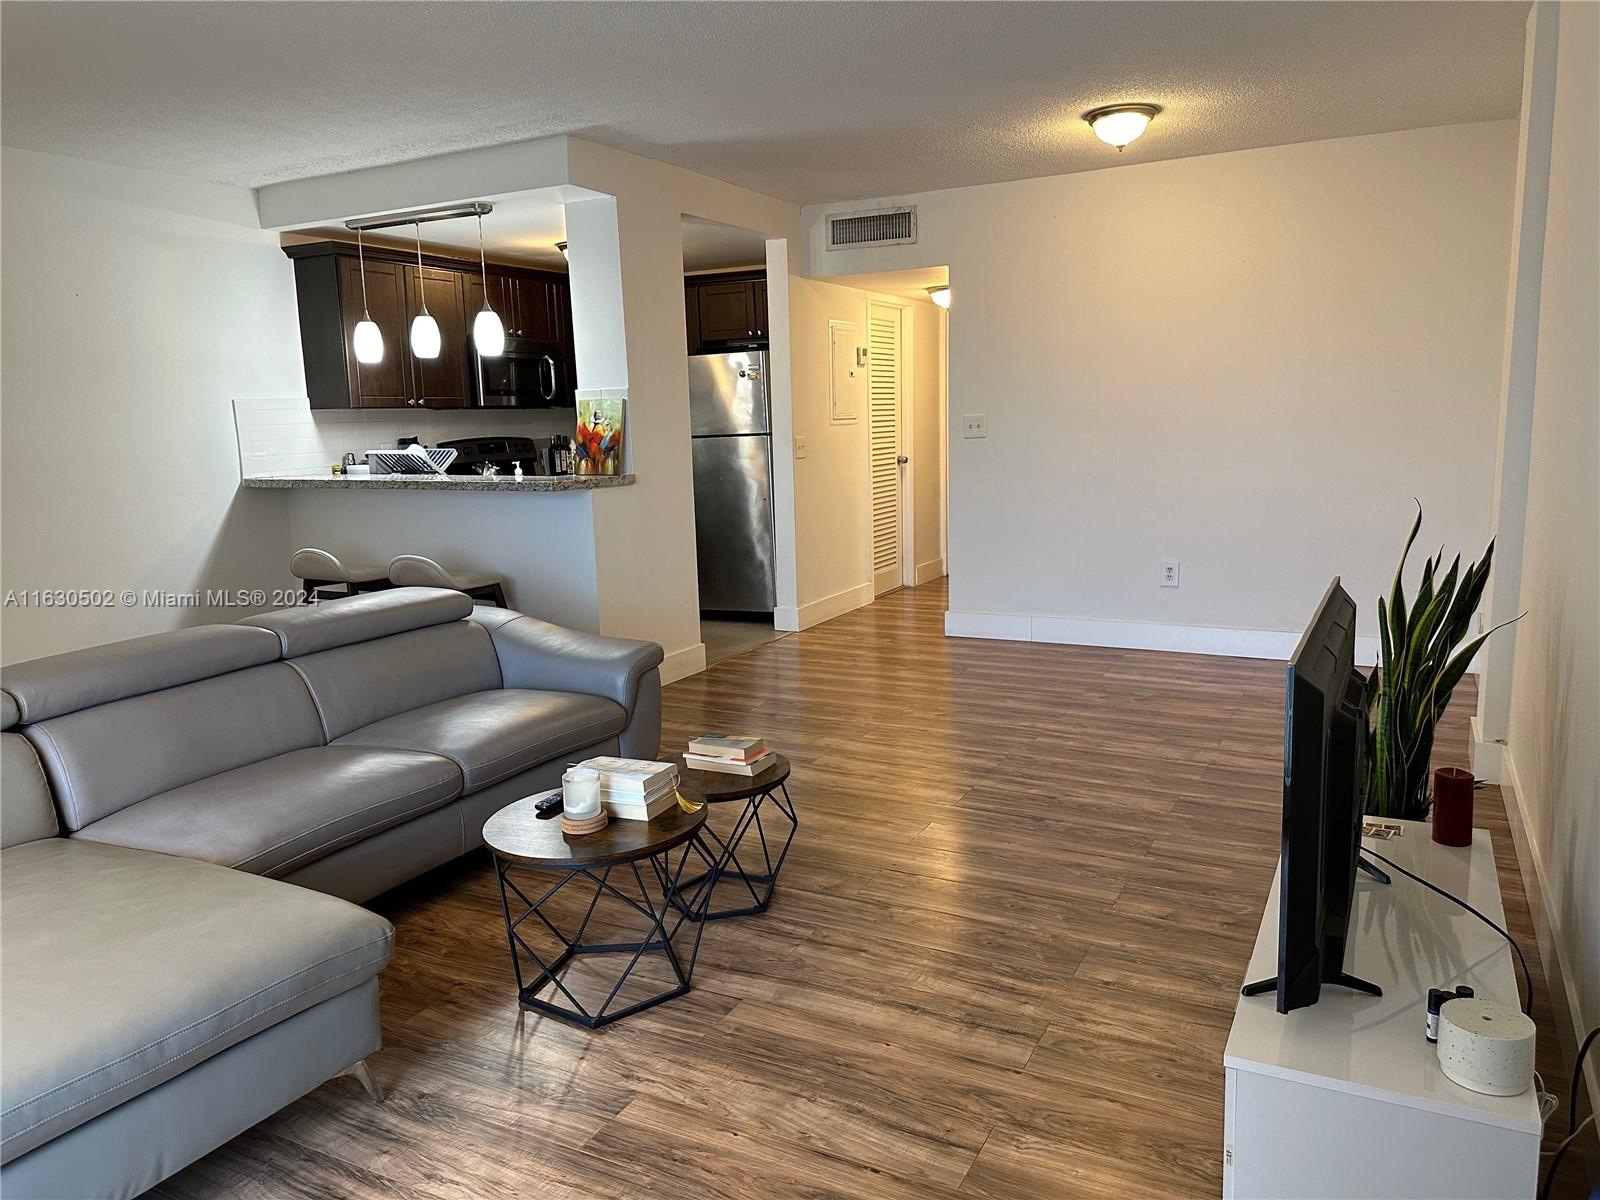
{"left": 409, "top": 222, "right": 442, "bottom": 360}
{"left": 351, "top": 230, "right": 384, "bottom": 364}
{"left": 471, "top": 214, "right": 506, "bottom": 358}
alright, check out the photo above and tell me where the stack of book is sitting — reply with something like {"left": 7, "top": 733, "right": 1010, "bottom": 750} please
{"left": 683, "top": 734, "right": 776, "bottom": 776}
{"left": 583, "top": 757, "right": 680, "bottom": 821}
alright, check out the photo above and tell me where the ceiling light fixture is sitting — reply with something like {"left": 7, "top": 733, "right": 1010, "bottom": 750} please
{"left": 409, "top": 222, "right": 442, "bottom": 360}
{"left": 926, "top": 286, "right": 951, "bottom": 310}
{"left": 472, "top": 214, "right": 505, "bottom": 359}
{"left": 351, "top": 229, "right": 384, "bottom": 365}
{"left": 1083, "top": 103, "right": 1160, "bottom": 151}
{"left": 555, "top": 240, "right": 569, "bottom": 259}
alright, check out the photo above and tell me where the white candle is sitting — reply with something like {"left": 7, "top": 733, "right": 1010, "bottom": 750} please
{"left": 562, "top": 767, "right": 602, "bottom": 818}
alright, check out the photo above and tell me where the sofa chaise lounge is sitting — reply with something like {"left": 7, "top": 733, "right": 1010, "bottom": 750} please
{"left": 0, "top": 588, "right": 664, "bottom": 1198}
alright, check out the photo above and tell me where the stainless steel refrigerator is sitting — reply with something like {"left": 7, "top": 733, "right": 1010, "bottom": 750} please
{"left": 688, "top": 351, "right": 776, "bottom": 614}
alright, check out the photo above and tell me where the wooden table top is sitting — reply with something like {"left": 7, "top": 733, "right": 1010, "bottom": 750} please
{"left": 482, "top": 790, "right": 706, "bottom": 868}
{"left": 672, "top": 752, "right": 792, "bottom": 803}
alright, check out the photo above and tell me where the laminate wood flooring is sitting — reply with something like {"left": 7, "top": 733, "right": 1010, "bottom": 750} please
{"left": 156, "top": 580, "right": 1593, "bottom": 1199}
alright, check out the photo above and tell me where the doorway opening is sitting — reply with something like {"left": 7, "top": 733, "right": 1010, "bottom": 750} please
{"left": 682, "top": 215, "right": 788, "bottom": 666}
{"left": 830, "top": 267, "right": 949, "bottom": 605}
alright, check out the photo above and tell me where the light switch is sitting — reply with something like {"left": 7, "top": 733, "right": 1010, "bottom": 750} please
{"left": 962, "top": 413, "right": 988, "bottom": 439}
{"left": 795, "top": 434, "right": 809, "bottom": 460}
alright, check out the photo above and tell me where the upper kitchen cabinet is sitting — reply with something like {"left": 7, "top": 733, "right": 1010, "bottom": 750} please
{"left": 334, "top": 256, "right": 411, "bottom": 408}
{"left": 286, "top": 242, "right": 576, "bottom": 410}
{"left": 407, "top": 266, "right": 469, "bottom": 408}
{"left": 685, "top": 271, "right": 769, "bottom": 353}
{"left": 505, "top": 275, "right": 557, "bottom": 342}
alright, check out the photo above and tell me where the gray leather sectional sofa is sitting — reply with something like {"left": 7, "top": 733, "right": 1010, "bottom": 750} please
{"left": 0, "top": 588, "right": 664, "bottom": 1198}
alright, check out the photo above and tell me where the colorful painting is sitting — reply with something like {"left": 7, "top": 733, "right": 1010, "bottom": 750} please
{"left": 575, "top": 395, "right": 625, "bottom": 476}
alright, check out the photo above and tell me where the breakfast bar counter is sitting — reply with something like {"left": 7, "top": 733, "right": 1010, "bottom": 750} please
{"left": 241, "top": 473, "right": 634, "bottom": 492}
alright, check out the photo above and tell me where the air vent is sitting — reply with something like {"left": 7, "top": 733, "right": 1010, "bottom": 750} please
{"left": 827, "top": 206, "right": 917, "bottom": 250}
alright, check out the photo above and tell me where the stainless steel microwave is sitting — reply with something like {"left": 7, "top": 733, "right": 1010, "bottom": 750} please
{"left": 473, "top": 337, "right": 570, "bottom": 408}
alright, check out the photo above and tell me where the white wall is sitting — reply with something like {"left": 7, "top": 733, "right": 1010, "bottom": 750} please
{"left": 1501, "top": 0, "right": 1600, "bottom": 1119}
{"left": 1, "top": 148, "right": 306, "bottom": 664}
{"left": 909, "top": 300, "right": 948, "bottom": 583}
{"left": 803, "top": 122, "right": 1518, "bottom": 658}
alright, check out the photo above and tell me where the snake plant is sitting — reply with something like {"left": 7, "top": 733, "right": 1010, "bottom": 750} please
{"left": 1364, "top": 505, "right": 1516, "bottom": 820}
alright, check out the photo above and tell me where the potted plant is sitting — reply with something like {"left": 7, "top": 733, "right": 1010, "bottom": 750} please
{"left": 1364, "top": 505, "right": 1519, "bottom": 820}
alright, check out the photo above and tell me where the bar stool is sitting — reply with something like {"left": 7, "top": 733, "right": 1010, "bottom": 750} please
{"left": 387, "top": 555, "right": 509, "bottom": 608}
{"left": 290, "top": 548, "right": 392, "bottom": 602}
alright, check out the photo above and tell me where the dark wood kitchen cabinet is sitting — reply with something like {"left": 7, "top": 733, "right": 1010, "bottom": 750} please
{"left": 505, "top": 275, "right": 557, "bottom": 342}
{"left": 407, "top": 267, "right": 469, "bottom": 408}
{"left": 334, "top": 256, "right": 411, "bottom": 408}
{"left": 287, "top": 242, "right": 576, "bottom": 410}
{"left": 684, "top": 271, "right": 769, "bottom": 353}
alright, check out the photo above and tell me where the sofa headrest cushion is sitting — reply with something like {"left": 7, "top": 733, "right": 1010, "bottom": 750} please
{"left": 0, "top": 626, "right": 282, "bottom": 724}
{"left": 2, "top": 690, "right": 19, "bottom": 731}
{"left": 1, "top": 733, "right": 58, "bottom": 848}
{"left": 240, "top": 587, "right": 473, "bottom": 658}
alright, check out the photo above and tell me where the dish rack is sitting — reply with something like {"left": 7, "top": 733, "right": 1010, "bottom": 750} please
{"left": 364, "top": 447, "right": 457, "bottom": 475}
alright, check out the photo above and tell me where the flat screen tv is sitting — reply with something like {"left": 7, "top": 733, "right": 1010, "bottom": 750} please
{"left": 1242, "top": 578, "right": 1381, "bottom": 1014}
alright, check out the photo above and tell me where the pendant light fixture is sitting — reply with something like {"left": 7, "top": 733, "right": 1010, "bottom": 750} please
{"left": 351, "top": 230, "right": 384, "bottom": 364}
{"left": 409, "top": 222, "right": 442, "bottom": 360}
{"left": 472, "top": 214, "right": 506, "bottom": 358}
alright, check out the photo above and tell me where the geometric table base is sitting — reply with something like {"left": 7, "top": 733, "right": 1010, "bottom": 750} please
{"left": 494, "top": 839, "right": 711, "bottom": 1029}
{"left": 676, "top": 780, "right": 797, "bottom": 922}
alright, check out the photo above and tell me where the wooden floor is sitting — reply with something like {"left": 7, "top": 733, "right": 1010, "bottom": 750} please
{"left": 158, "top": 580, "right": 1592, "bottom": 1199}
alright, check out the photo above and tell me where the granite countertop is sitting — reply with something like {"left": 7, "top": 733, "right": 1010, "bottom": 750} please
{"left": 241, "top": 472, "right": 635, "bottom": 492}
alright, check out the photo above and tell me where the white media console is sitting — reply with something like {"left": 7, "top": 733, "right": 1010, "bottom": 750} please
{"left": 1224, "top": 820, "right": 1542, "bottom": 1199}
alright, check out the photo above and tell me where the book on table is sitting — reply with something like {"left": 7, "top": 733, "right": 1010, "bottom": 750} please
{"left": 583, "top": 757, "right": 678, "bottom": 796}
{"left": 686, "top": 734, "right": 766, "bottom": 761}
{"left": 604, "top": 782, "right": 680, "bottom": 822}
{"left": 683, "top": 750, "right": 777, "bottom": 776}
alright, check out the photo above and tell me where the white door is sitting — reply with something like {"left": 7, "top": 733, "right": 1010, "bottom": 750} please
{"left": 868, "top": 302, "right": 906, "bottom": 596}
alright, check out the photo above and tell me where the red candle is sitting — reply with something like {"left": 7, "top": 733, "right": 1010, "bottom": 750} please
{"left": 1432, "top": 767, "right": 1475, "bottom": 846}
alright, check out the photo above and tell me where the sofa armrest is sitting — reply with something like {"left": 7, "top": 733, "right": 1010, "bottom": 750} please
{"left": 480, "top": 613, "right": 664, "bottom": 713}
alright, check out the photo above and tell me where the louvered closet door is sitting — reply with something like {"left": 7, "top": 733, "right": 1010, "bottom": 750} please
{"left": 868, "top": 302, "right": 905, "bottom": 596}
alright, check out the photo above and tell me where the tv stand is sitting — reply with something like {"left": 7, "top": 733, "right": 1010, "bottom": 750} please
{"left": 1224, "top": 821, "right": 1540, "bottom": 1198}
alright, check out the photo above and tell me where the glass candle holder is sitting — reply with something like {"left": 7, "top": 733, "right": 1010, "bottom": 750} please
{"left": 562, "top": 766, "right": 602, "bottom": 819}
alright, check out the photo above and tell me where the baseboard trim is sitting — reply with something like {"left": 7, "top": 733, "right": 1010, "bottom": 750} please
{"left": 1499, "top": 745, "right": 1599, "bottom": 1125}
{"left": 775, "top": 582, "right": 874, "bottom": 633}
{"left": 914, "top": 557, "right": 947, "bottom": 586}
{"left": 659, "top": 642, "right": 707, "bottom": 685}
{"left": 944, "top": 609, "right": 1383, "bottom": 664}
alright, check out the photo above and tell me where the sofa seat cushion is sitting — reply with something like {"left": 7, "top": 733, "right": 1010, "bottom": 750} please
{"left": 335, "top": 689, "right": 627, "bottom": 794}
{"left": 72, "top": 745, "right": 462, "bottom": 877}
{"left": 0, "top": 838, "right": 393, "bottom": 1163}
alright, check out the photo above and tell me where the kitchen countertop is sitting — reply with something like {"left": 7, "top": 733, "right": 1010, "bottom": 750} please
{"left": 241, "top": 472, "right": 635, "bottom": 492}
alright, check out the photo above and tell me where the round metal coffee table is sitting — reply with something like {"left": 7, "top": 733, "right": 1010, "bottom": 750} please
{"left": 672, "top": 753, "right": 796, "bottom": 921}
{"left": 482, "top": 794, "right": 711, "bottom": 1029}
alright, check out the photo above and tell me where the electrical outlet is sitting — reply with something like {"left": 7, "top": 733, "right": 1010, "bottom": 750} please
{"left": 794, "top": 434, "right": 809, "bottom": 460}
{"left": 962, "top": 413, "right": 988, "bottom": 439}
{"left": 1161, "top": 560, "right": 1181, "bottom": 588}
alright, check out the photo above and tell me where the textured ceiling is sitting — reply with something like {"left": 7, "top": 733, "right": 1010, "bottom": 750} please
{"left": 0, "top": 1, "right": 1527, "bottom": 204}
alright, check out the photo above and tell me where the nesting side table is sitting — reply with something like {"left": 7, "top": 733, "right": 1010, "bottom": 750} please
{"left": 482, "top": 795, "right": 711, "bottom": 1029}
{"left": 672, "top": 753, "right": 796, "bottom": 921}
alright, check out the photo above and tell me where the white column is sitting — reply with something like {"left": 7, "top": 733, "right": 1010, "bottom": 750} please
{"left": 1474, "top": 1, "right": 1561, "bottom": 781}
